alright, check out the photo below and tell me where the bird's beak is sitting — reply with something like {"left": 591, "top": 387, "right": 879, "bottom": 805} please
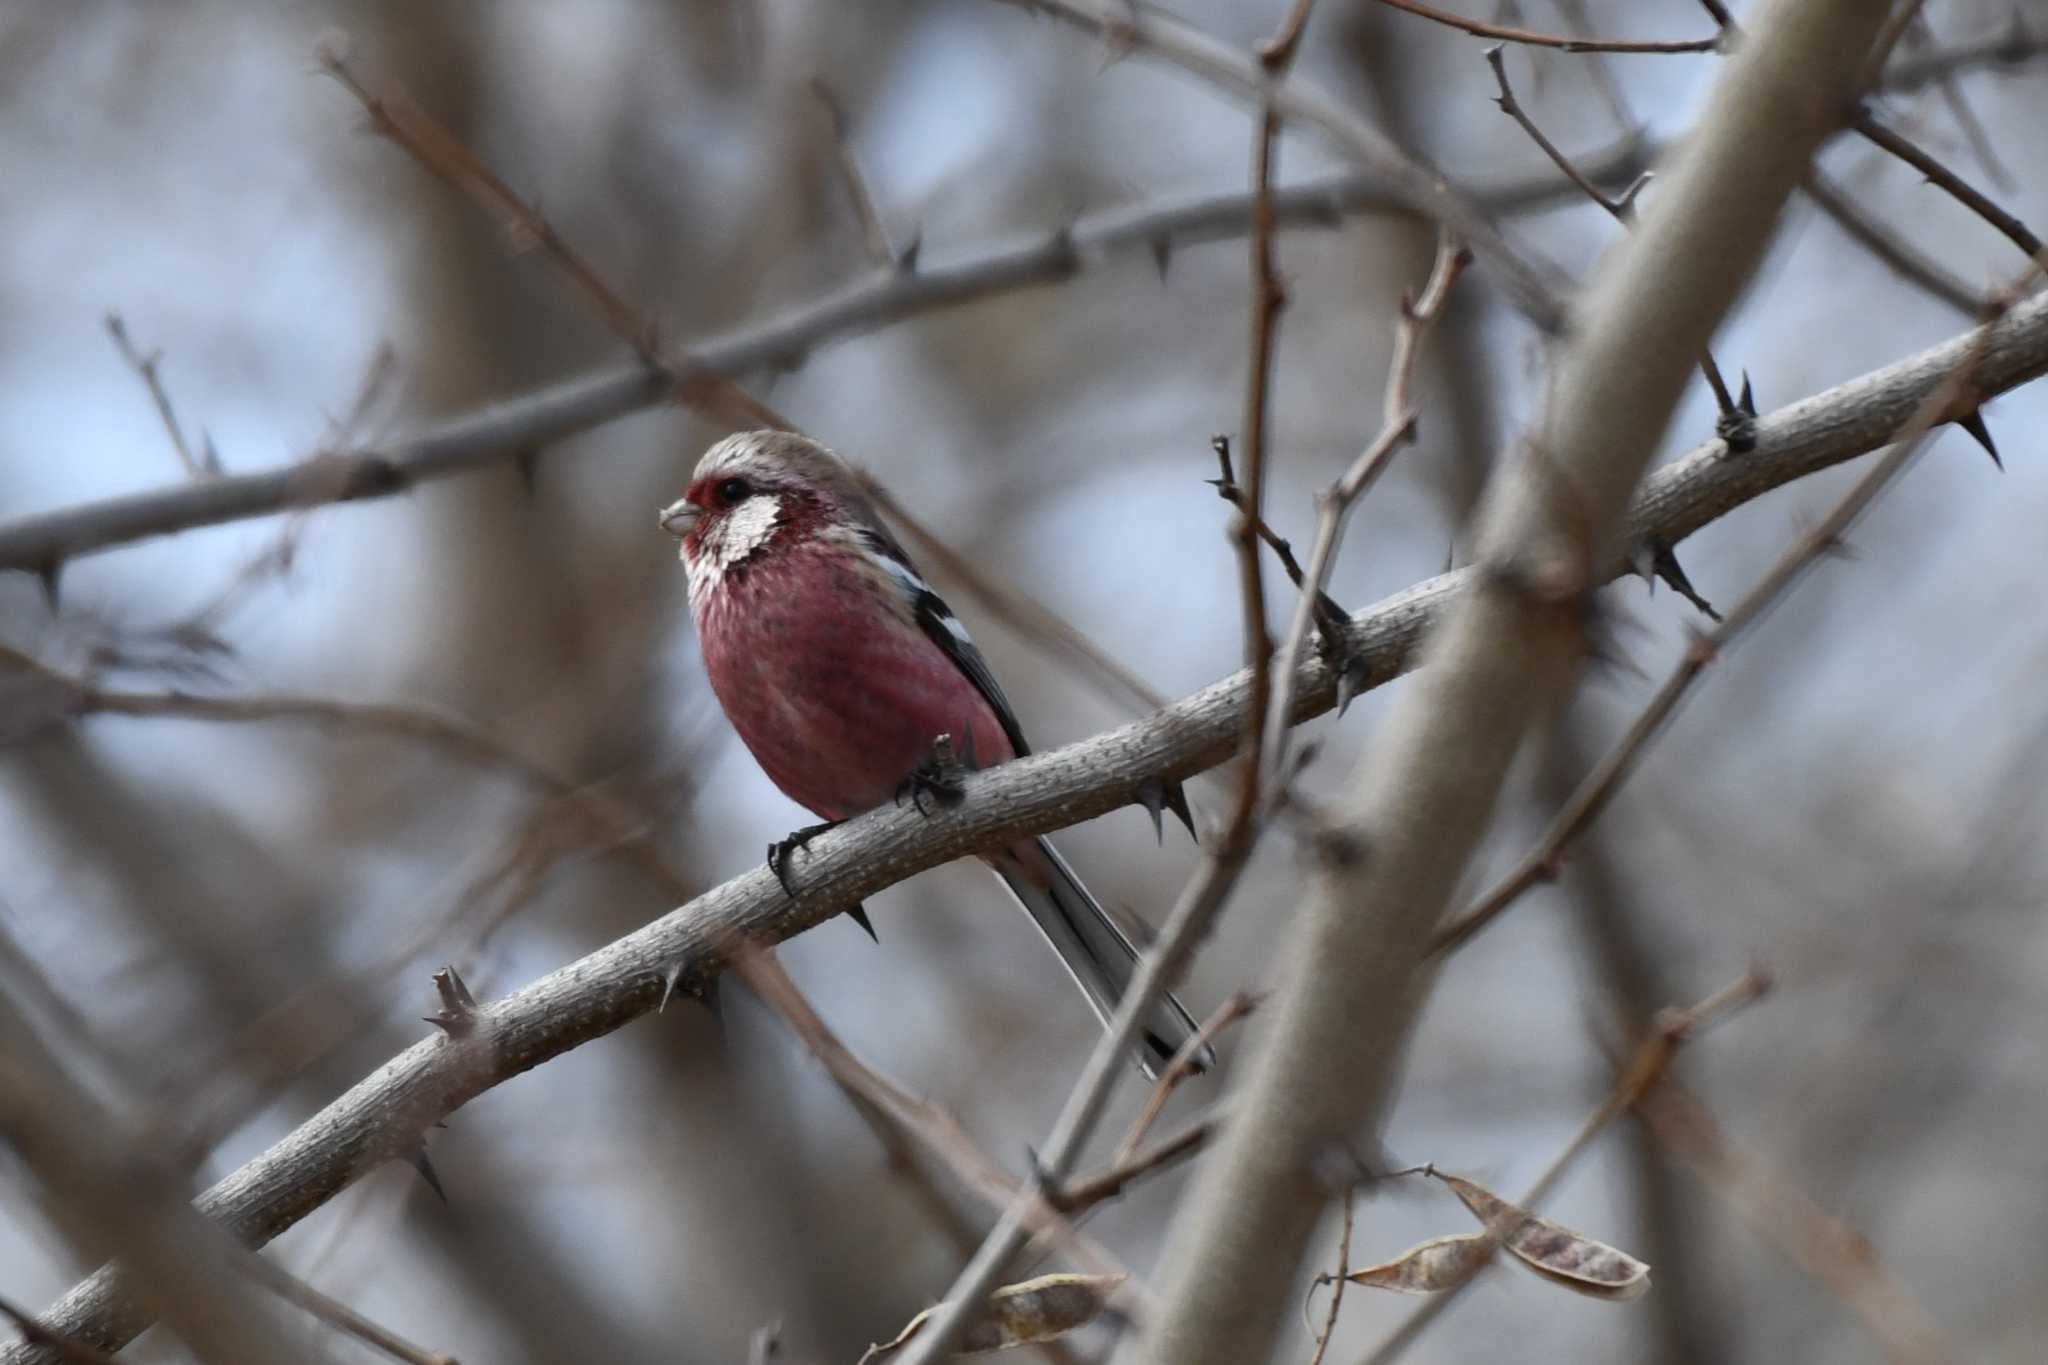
{"left": 659, "top": 498, "right": 702, "bottom": 539}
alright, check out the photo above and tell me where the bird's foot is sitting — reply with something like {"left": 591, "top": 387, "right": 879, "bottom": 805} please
{"left": 894, "top": 732, "right": 969, "bottom": 817}
{"left": 766, "top": 818, "right": 845, "bottom": 896}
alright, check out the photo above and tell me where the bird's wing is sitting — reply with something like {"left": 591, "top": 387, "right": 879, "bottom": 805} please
{"left": 856, "top": 527, "right": 1032, "bottom": 758}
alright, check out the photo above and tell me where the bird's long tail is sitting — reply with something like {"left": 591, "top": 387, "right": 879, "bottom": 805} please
{"left": 991, "top": 836, "right": 1213, "bottom": 1079}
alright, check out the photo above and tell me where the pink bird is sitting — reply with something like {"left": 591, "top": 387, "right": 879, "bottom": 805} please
{"left": 661, "top": 430, "right": 1207, "bottom": 1076}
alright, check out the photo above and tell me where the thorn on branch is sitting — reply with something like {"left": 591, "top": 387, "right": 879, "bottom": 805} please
{"left": 845, "top": 904, "right": 879, "bottom": 942}
{"left": 1632, "top": 539, "right": 1721, "bottom": 621}
{"left": 659, "top": 961, "right": 723, "bottom": 1017}
{"left": 1134, "top": 776, "right": 1198, "bottom": 844}
{"left": 424, "top": 965, "right": 479, "bottom": 1037}
{"left": 1954, "top": 408, "right": 2001, "bottom": 469}
{"left": 1208, "top": 436, "right": 1348, "bottom": 628}
{"left": 516, "top": 448, "right": 543, "bottom": 494}
{"left": 35, "top": 559, "right": 62, "bottom": 613}
{"left": 407, "top": 1142, "right": 449, "bottom": 1204}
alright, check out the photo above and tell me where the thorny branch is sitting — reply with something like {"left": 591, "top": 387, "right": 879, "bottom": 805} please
{"left": 1207, "top": 438, "right": 1346, "bottom": 634}
{"left": 886, "top": 5, "right": 1321, "bottom": 1354}
{"left": 1136, "top": 6, "right": 1896, "bottom": 1360}
{"left": 1262, "top": 237, "right": 1467, "bottom": 778}
{"left": 0, "top": 22, "right": 2031, "bottom": 580}
{"left": 1849, "top": 106, "right": 2045, "bottom": 263}
{"left": 0, "top": 154, "right": 1627, "bottom": 583}
{"left": 10, "top": 282, "right": 2048, "bottom": 1359}
{"left": 1434, "top": 279, "right": 2022, "bottom": 959}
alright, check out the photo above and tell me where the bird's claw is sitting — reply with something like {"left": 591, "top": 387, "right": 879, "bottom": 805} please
{"left": 766, "top": 818, "right": 844, "bottom": 896}
{"left": 894, "top": 732, "right": 968, "bottom": 817}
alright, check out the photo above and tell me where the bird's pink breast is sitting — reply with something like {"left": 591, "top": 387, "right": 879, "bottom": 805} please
{"left": 694, "top": 544, "right": 1015, "bottom": 820}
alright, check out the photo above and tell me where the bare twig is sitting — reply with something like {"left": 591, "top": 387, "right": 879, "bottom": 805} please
{"left": 810, "top": 77, "right": 915, "bottom": 269}
{"left": 320, "top": 44, "right": 659, "bottom": 363}
{"left": 1638, "top": 1083, "right": 1956, "bottom": 1365}
{"left": 1360, "top": 971, "right": 1773, "bottom": 1364}
{"left": 1208, "top": 438, "right": 1347, "bottom": 632}
{"left": 1304, "top": 1185, "right": 1356, "bottom": 1365}
{"left": 1112, "top": 991, "right": 1258, "bottom": 1164}
{"left": 1056, "top": 1106, "right": 1224, "bottom": 1213}
{"left": 1851, "top": 106, "right": 2045, "bottom": 262}
{"left": 12, "top": 287, "right": 2048, "bottom": 1360}
{"left": 995, "top": 0, "right": 1567, "bottom": 331}
{"left": 1898, "top": 12, "right": 2013, "bottom": 190}
{"left": 1548, "top": 0, "right": 1646, "bottom": 136}
{"left": 736, "top": 949, "right": 1133, "bottom": 1282}
{"left": 1375, "top": 0, "right": 1717, "bottom": 54}
{"left": 1261, "top": 236, "right": 1467, "bottom": 779}
{"left": 0, "top": 941, "right": 345, "bottom": 1365}
{"left": 321, "top": 42, "right": 794, "bottom": 434}
{"left": 1801, "top": 169, "right": 1980, "bottom": 316}
{"left": 1863, "top": 0, "right": 1931, "bottom": 82}
{"left": 238, "top": 1260, "right": 459, "bottom": 1365}
{"left": 104, "top": 314, "right": 214, "bottom": 479}
{"left": 1484, "top": 45, "right": 1746, "bottom": 439}
{"left": 1880, "top": 18, "right": 2048, "bottom": 94}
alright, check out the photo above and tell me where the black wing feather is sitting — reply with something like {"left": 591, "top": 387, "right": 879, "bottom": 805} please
{"left": 857, "top": 527, "right": 1031, "bottom": 758}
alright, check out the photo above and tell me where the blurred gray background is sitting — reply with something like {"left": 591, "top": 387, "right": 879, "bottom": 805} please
{"left": 2, "top": 1, "right": 2044, "bottom": 1361}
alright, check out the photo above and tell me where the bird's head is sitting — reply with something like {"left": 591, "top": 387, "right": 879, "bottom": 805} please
{"left": 661, "top": 430, "right": 876, "bottom": 595}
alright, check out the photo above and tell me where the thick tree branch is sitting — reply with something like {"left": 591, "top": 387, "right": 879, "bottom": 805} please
{"left": 0, "top": 158, "right": 1628, "bottom": 581}
{"left": 1128, "top": 4, "right": 1893, "bottom": 1362}
{"left": 8, "top": 281, "right": 2048, "bottom": 1360}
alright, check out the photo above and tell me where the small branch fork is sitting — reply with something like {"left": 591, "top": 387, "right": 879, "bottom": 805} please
{"left": 809, "top": 77, "right": 920, "bottom": 271}
{"left": 104, "top": 315, "right": 218, "bottom": 479}
{"left": 1483, "top": 46, "right": 1754, "bottom": 447}
{"left": 1261, "top": 236, "right": 1469, "bottom": 776}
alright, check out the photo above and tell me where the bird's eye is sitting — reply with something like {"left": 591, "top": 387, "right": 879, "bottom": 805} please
{"left": 715, "top": 477, "right": 751, "bottom": 507}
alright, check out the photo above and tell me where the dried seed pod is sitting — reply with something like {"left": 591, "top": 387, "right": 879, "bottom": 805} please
{"left": 861, "top": 1273, "right": 1126, "bottom": 1360}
